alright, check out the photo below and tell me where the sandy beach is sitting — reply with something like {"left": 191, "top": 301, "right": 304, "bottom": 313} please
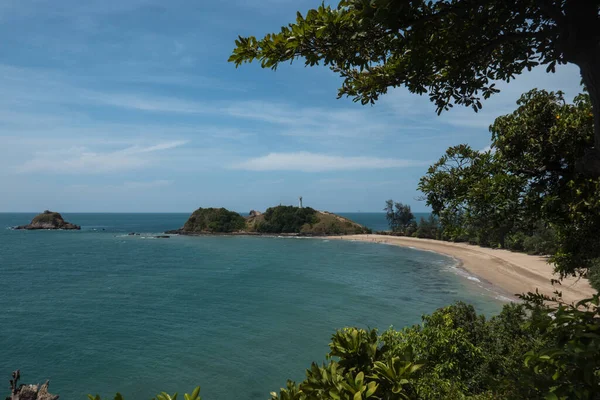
{"left": 333, "top": 234, "right": 595, "bottom": 304}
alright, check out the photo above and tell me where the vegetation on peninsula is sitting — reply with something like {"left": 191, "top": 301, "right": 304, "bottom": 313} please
{"left": 180, "top": 207, "right": 246, "bottom": 233}
{"left": 171, "top": 205, "right": 370, "bottom": 235}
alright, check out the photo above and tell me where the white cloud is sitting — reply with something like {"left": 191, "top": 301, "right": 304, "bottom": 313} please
{"left": 120, "top": 140, "right": 188, "bottom": 154}
{"left": 68, "top": 180, "right": 172, "bottom": 192}
{"left": 231, "top": 152, "right": 426, "bottom": 172}
{"left": 83, "top": 92, "right": 208, "bottom": 114}
{"left": 16, "top": 141, "right": 187, "bottom": 174}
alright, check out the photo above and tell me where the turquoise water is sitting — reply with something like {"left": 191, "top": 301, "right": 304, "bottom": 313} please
{"left": 0, "top": 213, "right": 501, "bottom": 400}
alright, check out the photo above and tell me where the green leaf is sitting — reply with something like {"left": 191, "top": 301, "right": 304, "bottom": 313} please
{"left": 355, "top": 371, "right": 364, "bottom": 386}
{"left": 365, "top": 382, "right": 378, "bottom": 397}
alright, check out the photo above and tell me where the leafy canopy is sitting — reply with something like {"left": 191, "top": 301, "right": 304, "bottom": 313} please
{"left": 418, "top": 144, "right": 525, "bottom": 248}
{"left": 230, "top": 0, "right": 600, "bottom": 174}
{"left": 491, "top": 90, "right": 600, "bottom": 277}
{"left": 230, "top": 1, "right": 597, "bottom": 106}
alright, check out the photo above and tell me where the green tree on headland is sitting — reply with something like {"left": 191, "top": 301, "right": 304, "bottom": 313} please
{"left": 384, "top": 200, "right": 415, "bottom": 235}
{"left": 230, "top": 0, "right": 600, "bottom": 176}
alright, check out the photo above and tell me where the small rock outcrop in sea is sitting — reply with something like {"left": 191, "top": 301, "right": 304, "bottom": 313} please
{"left": 14, "top": 210, "right": 80, "bottom": 230}
{"left": 6, "top": 370, "right": 59, "bottom": 400}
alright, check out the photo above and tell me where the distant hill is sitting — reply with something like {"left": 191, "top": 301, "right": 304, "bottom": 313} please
{"left": 168, "top": 205, "right": 370, "bottom": 235}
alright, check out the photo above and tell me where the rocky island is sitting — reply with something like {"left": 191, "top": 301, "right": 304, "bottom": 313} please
{"left": 166, "top": 205, "right": 370, "bottom": 235}
{"left": 14, "top": 210, "right": 81, "bottom": 230}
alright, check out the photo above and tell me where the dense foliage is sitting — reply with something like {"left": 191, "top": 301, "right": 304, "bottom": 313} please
{"left": 269, "top": 296, "right": 600, "bottom": 400}
{"left": 521, "top": 293, "right": 600, "bottom": 400}
{"left": 182, "top": 207, "right": 246, "bottom": 233}
{"left": 382, "top": 202, "right": 441, "bottom": 239}
{"left": 413, "top": 216, "right": 440, "bottom": 240}
{"left": 419, "top": 90, "right": 600, "bottom": 282}
{"left": 491, "top": 90, "right": 600, "bottom": 277}
{"left": 384, "top": 200, "right": 415, "bottom": 235}
{"left": 256, "top": 206, "right": 319, "bottom": 233}
{"left": 230, "top": 0, "right": 600, "bottom": 175}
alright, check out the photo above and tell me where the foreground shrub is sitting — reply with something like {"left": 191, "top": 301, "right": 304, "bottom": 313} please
{"left": 587, "top": 260, "right": 600, "bottom": 292}
{"left": 270, "top": 328, "right": 422, "bottom": 400}
{"left": 522, "top": 292, "right": 600, "bottom": 400}
{"left": 87, "top": 387, "right": 201, "bottom": 400}
{"left": 270, "top": 296, "right": 600, "bottom": 400}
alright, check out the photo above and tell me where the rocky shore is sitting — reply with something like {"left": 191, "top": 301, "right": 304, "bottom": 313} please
{"left": 6, "top": 370, "right": 58, "bottom": 400}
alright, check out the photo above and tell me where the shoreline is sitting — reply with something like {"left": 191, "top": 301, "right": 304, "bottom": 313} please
{"left": 330, "top": 234, "right": 595, "bottom": 304}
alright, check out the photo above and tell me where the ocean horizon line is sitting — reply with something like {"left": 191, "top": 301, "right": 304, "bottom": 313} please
{"left": 0, "top": 210, "right": 431, "bottom": 214}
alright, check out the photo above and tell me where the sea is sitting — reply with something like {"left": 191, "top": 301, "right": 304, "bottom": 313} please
{"left": 0, "top": 213, "right": 504, "bottom": 400}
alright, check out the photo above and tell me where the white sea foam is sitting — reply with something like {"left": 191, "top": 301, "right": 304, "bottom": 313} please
{"left": 495, "top": 295, "right": 517, "bottom": 303}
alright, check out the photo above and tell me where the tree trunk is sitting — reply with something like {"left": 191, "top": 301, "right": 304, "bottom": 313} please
{"left": 561, "top": 0, "right": 600, "bottom": 176}
{"left": 577, "top": 57, "right": 600, "bottom": 176}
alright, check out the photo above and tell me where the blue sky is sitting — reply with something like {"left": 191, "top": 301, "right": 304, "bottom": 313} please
{"left": 0, "top": 0, "right": 584, "bottom": 213}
